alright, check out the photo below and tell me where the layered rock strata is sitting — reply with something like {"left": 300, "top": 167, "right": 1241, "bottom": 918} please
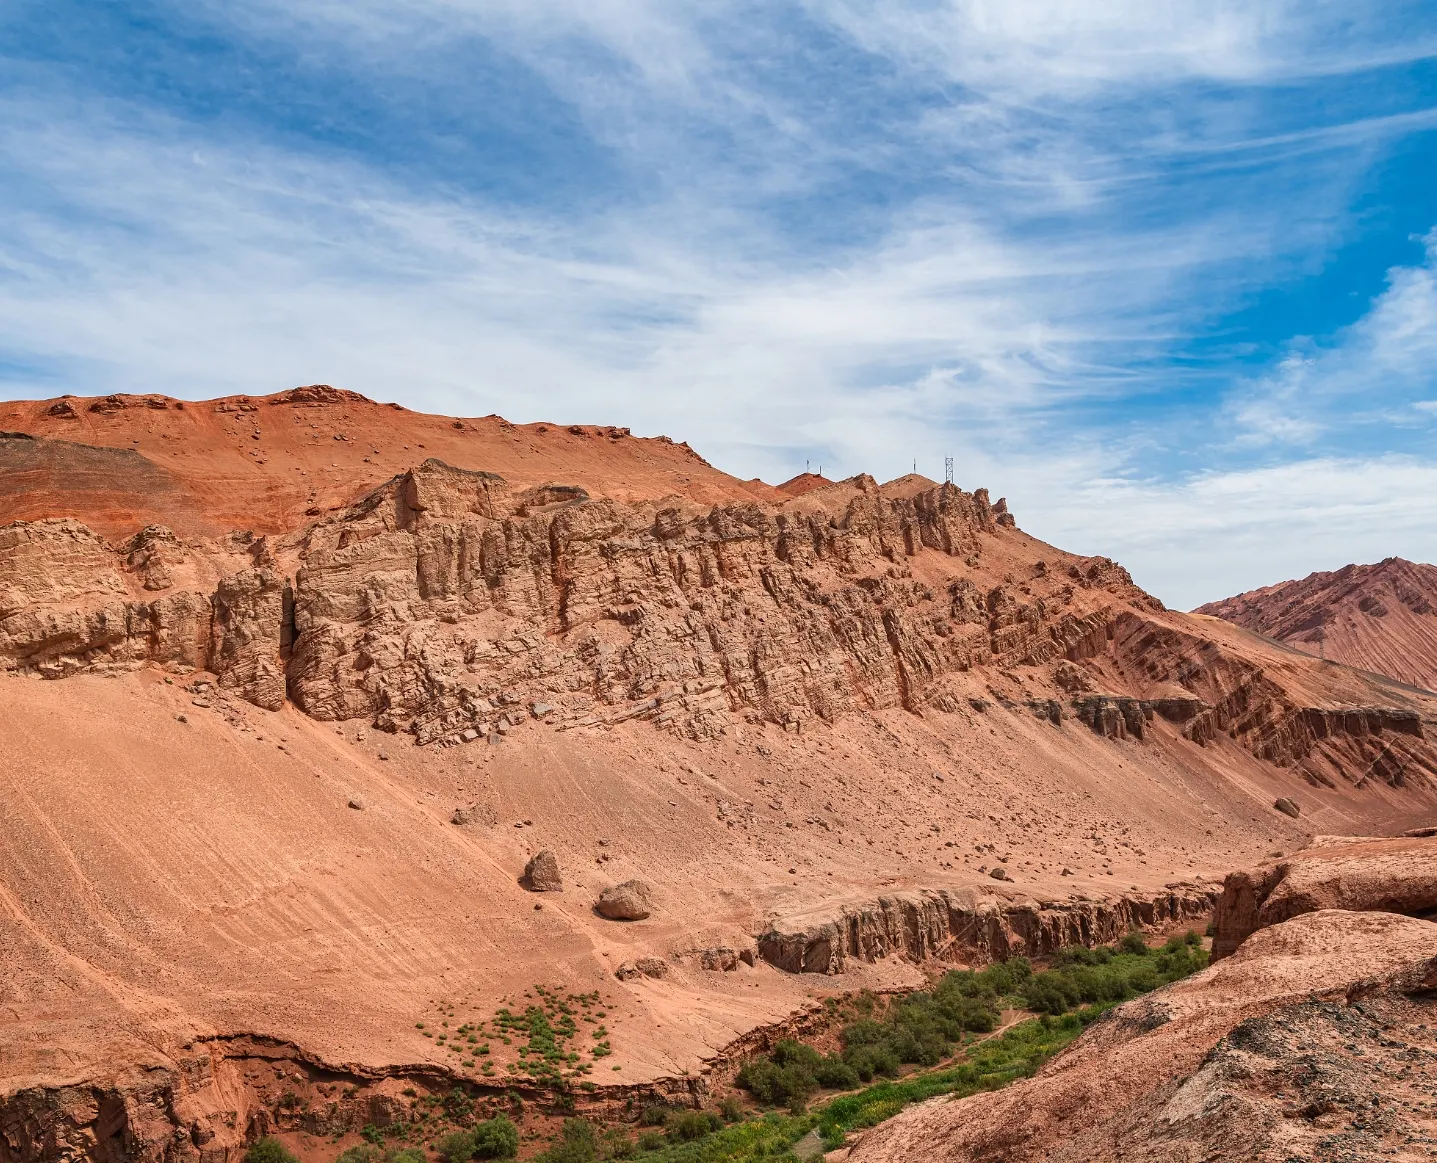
{"left": 0, "top": 1034, "right": 706, "bottom": 1163}
{"left": 756, "top": 884, "right": 1218, "bottom": 974}
{"left": 8, "top": 457, "right": 1432, "bottom": 791}
{"left": 1, "top": 461, "right": 1144, "bottom": 741}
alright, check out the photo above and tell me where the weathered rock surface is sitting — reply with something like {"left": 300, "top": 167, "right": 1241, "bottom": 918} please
{"left": 6, "top": 443, "right": 1437, "bottom": 819}
{"left": 1211, "top": 834, "right": 1437, "bottom": 960}
{"left": 1, "top": 458, "right": 1146, "bottom": 742}
{"left": 596, "top": 880, "right": 653, "bottom": 921}
{"left": 699, "top": 946, "right": 748, "bottom": 971}
{"left": 756, "top": 884, "right": 1218, "bottom": 974}
{"left": 849, "top": 909, "right": 1437, "bottom": 1163}
{"left": 522, "top": 849, "right": 563, "bottom": 892}
{"left": 614, "top": 957, "right": 669, "bottom": 981}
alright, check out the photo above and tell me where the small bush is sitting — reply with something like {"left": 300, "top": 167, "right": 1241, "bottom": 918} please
{"left": 600, "top": 1128, "right": 636, "bottom": 1159}
{"left": 436, "top": 1131, "right": 476, "bottom": 1163}
{"left": 1119, "top": 932, "right": 1149, "bottom": 956}
{"left": 336, "top": 1148, "right": 381, "bottom": 1163}
{"left": 247, "top": 1140, "right": 299, "bottom": 1163}
{"left": 1128, "top": 965, "right": 1158, "bottom": 993}
{"left": 770, "top": 1040, "right": 822, "bottom": 1071}
{"left": 637, "top": 1105, "right": 669, "bottom": 1127}
{"left": 734, "top": 1059, "right": 816, "bottom": 1107}
{"left": 813, "top": 1056, "right": 860, "bottom": 1089}
{"left": 665, "top": 1111, "right": 721, "bottom": 1143}
{"left": 534, "top": 1119, "right": 597, "bottom": 1163}
{"left": 719, "top": 1095, "right": 743, "bottom": 1122}
{"left": 471, "top": 1115, "right": 519, "bottom": 1160}
{"left": 635, "top": 1131, "right": 665, "bottom": 1153}
{"left": 387, "top": 1150, "right": 426, "bottom": 1163}
{"left": 845, "top": 1043, "right": 900, "bottom": 1083}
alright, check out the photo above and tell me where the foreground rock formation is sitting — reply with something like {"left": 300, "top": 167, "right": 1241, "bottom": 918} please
{"left": 1211, "top": 834, "right": 1437, "bottom": 959}
{"left": 1199, "top": 556, "right": 1437, "bottom": 692}
{"left": 4, "top": 388, "right": 1437, "bottom": 1163}
{"left": 849, "top": 909, "right": 1437, "bottom": 1163}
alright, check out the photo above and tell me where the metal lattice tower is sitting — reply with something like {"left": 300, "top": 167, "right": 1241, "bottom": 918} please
{"left": 944, "top": 456, "right": 954, "bottom": 485}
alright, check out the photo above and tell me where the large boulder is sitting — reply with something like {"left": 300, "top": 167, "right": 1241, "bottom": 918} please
{"left": 1212, "top": 834, "right": 1437, "bottom": 960}
{"left": 614, "top": 956, "right": 668, "bottom": 981}
{"left": 596, "top": 879, "right": 652, "bottom": 920}
{"left": 522, "top": 849, "right": 562, "bottom": 892}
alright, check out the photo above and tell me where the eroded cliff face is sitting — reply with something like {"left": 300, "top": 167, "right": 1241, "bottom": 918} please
{"left": 1096, "top": 612, "right": 1437, "bottom": 791}
{"left": 756, "top": 884, "right": 1219, "bottom": 975}
{"left": 0, "top": 462, "right": 1146, "bottom": 743}
{"left": 5, "top": 459, "right": 1436, "bottom": 789}
{"left": 0, "top": 1036, "right": 707, "bottom": 1163}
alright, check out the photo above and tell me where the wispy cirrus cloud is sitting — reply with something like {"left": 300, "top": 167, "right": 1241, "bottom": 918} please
{"left": 0, "top": 1, "right": 1435, "bottom": 606}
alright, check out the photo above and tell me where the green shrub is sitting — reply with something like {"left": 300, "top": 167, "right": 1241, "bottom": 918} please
{"left": 600, "top": 1128, "right": 636, "bottom": 1159}
{"left": 719, "top": 1095, "right": 743, "bottom": 1122}
{"left": 471, "top": 1115, "right": 519, "bottom": 1160}
{"left": 436, "top": 1131, "right": 476, "bottom": 1163}
{"left": 770, "top": 1040, "right": 822, "bottom": 1071}
{"left": 1128, "top": 965, "right": 1158, "bottom": 993}
{"left": 247, "top": 1139, "right": 299, "bottom": 1163}
{"left": 387, "top": 1150, "right": 426, "bottom": 1163}
{"left": 637, "top": 1105, "right": 669, "bottom": 1127}
{"left": 534, "top": 1119, "right": 597, "bottom": 1163}
{"left": 337, "top": 1147, "right": 381, "bottom": 1163}
{"left": 845, "top": 1043, "right": 900, "bottom": 1082}
{"left": 1120, "top": 932, "right": 1149, "bottom": 956}
{"left": 813, "top": 1056, "right": 860, "bottom": 1089}
{"left": 665, "top": 1111, "right": 721, "bottom": 1143}
{"left": 734, "top": 1059, "right": 816, "bottom": 1107}
{"left": 635, "top": 1131, "right": 665, "bottom": 1152}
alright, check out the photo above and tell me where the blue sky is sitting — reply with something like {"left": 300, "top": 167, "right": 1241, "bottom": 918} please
{"left": 2, "top": 1, "right": 1436, "bottom": 607}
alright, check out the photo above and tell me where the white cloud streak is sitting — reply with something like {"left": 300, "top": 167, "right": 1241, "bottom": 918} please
{"left": 1, "top": 0, "right": 1435, "bottom": 607}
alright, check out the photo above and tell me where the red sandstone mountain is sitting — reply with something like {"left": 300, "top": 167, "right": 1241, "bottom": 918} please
{"left": 1197, "top": 558, "right": 1437, "bottom": 692}
{"left": 3, "top": 387, "right": 1437, "bottom": 1162}
{"left": 776, "top": 471, "right": 833, "bottom": 496}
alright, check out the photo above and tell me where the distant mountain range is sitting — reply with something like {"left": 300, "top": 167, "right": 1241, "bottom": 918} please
{"left": 1197, "top": 557, "right": 1437, "bottom": 692}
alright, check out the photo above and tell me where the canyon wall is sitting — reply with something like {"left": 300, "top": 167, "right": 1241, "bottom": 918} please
{"left": 0, "top": 462, "right": 1141, "bottom": 742}
{"left": 756, "top": 884, "right": 1219, "bottom": 975}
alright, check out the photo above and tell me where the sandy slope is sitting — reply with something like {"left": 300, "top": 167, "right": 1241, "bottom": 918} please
{"left": 0, "top": 662, "right": 1315, "bottom": 1092}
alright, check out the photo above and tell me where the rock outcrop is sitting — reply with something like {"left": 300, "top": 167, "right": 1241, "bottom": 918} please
{"left": 596, "top": 880, "right": 653, "bottom": 921}
{"left": 613, "top": 957, "right": 669, "bottom": 981}
{"left": 0, "top": 460, "right": 1155, "bottom": 743}
{"left": 522, "top": 850, "right": 563, "bottom": 892}
{"left": 849, "top": 909, "right": 1437, "bottom": 1163}
{"left": 756, "top": 884, "right": 1217, "bottom": 974}
{"left": 1211, "top": 834, "right": 1437, "bottom": 960}
{"left": 7, "top": 455, "right": 1436, "bottom": 808}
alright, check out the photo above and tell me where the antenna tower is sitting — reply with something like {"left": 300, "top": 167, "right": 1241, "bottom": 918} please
{"left": 944, "top": 456, "right": 954, "bottom": 485}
